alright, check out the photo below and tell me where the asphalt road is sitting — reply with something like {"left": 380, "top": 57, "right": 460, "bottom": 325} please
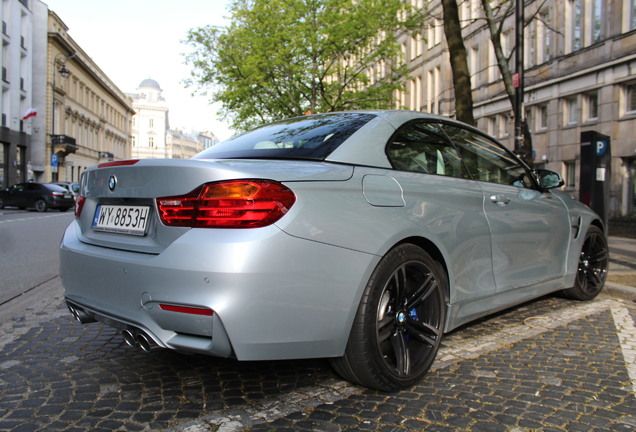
{"left": 0, "top": 209, "right": 74, "bottom": 305}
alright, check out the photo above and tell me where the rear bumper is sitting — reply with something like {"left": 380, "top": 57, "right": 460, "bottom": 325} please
{"left": 60, "top": 220, "right": 378, "bottom": 360}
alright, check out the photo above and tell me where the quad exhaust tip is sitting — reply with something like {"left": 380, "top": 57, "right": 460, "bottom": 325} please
{"left": 122, "top": 329, "right": 155, "bottom": 352}
{"left": 66, "top": 303, "right": 97, "bottom": 324}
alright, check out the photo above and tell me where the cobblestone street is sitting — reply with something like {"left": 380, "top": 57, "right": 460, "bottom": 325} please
{"left": 0, "top": 273, "right": 634, "bottom": 431}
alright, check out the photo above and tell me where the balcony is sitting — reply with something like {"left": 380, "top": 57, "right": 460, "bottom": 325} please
{"left": 52, "top": 134, "right": 77, "bottom": 156}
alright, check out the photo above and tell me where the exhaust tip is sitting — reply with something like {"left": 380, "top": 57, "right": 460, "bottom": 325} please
{"left": 136, "top": 333, "right": 152, "bottom": 352}
{"left": 122, "top": 329, "right": 136, "bottom": 348}
{"left": 66, "top": 303, "right": 97, "bottom": 324}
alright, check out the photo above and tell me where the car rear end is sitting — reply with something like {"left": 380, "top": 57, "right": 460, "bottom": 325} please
{"left": 60, "top": 112, "right": 388, "bottom": 361}
{"left": 42, "top": 184, "right": 75, "bottom": 210}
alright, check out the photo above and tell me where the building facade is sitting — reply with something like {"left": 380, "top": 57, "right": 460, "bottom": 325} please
{"left": 42, "top": 11, "right": 134, "bottom": 183}
{"left": 129, "top": 78, "right": 170, "bottom": 160}
{"left": 130, "top": 78, "right": 219, "bottom": 160}
{"left": 0, "top": 0, "right": 39, "bottom": 188}
{"left": 397, "top": 0, "right": 636, "bottom": 216}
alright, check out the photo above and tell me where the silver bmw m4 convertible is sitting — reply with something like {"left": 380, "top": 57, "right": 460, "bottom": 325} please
{"left": 60, "top": 110, "right": 608, "bottom": 391}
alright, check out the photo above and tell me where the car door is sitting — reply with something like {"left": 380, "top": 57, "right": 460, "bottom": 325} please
{"left": 8, "top": 183, "right": 26, "bottom": 207}
{"left": 385, "top": 120, "right": 497, "bottom": 303}
{"left": 442, "top": 124, "right": 571, "bottom": 292}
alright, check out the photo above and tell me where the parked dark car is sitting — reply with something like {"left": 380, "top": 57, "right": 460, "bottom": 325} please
{"left": 0, "top": 182, "right": 75, "bottom": 212}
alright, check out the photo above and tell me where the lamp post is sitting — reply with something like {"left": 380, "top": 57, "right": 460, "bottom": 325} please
{"left": 50, "top": 53, "right": 74, "bottom": 181}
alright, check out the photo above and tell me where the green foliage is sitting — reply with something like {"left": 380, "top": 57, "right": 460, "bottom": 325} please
{"left": 184, "top": 0, "right": 423, "bottom": 131}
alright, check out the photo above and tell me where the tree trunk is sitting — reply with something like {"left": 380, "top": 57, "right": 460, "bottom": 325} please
{"left": 441, "top": 0, "right": 475, "bottom": 126}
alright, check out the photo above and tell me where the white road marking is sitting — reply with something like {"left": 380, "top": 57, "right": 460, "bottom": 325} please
{"left": 611, "top": 303, "right": 636, "bottom": 394}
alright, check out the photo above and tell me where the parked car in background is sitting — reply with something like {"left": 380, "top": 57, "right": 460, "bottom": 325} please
{"left": 50, "top": 181, "right": 80, "bottom": 201}
{"left": 0, "top": 182, "right": 75, "bottom": 212}
{"left": 60, "top": 110, "right": 608, "bottom": 391}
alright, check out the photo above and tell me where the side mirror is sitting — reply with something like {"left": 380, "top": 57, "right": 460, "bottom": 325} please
{"left": 535, "top": 169, "right": 565, "bottom": 190}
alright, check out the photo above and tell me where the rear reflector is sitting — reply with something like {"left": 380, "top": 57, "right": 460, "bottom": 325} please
{"left": 157, "top": 179, "right": 296, "bottom": 228}
{"left": 159, "top": 304, "right": 213, "bottom": 316}
{"left": 98, "top": 159, "right": 140, "bottom": 168}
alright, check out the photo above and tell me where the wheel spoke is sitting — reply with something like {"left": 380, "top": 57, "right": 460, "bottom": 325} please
{"left": 406, "top": 318, "right": 441, "bottom": 346}
{"left": 589, "top": 248, "right": 608, "bottom": 266}
{"left": 390, "top": 331, "right": 409, "bottom": 376}
{"left": 391, "top": 264, "right": 407, "bottom": 305}
{"left": 377, "top": 316, "right": 394, "bottom": 344}
{"left": 405, "top": 273, "right": 436, "bottom": 310}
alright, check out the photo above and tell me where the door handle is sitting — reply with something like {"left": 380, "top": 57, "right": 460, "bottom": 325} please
{"left": 490, "top": 194, "right": 511, "bottom": 206}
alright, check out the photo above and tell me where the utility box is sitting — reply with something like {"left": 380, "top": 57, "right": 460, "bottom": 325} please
{"left": 579, "top": 131, "right": 611, "bottom": 226}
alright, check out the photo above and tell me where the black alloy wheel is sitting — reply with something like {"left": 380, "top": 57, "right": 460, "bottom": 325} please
{"left": 331, "top": 244, "right": 446, "bottom": 391}
{"left": 562, "top": 226, "right": 608, "bottom": 300}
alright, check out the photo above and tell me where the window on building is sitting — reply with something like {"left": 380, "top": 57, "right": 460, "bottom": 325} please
{"left": 149, "top": 137, "right": 154, "bottom": 148}
{"left": 486, "top": 116, "right": 496, "bottom": 136}
{"left": 566, "top": 97, "right": 578, "bottom": 125}
{"left": 564, "top": 161, "right": 576, "bottom": 189}
{"left": 632, "top": 0, "right": 636, "bottom": 30}
{"left": 626, "top": 83, "right": 636, "bottom": 114}
{"left": 541, "top": 10, "right": 552, "bottom": 62}
{"left": 585, "top": 92, "right": 599, "bottom": 121}
{"left": 525, "top": 107, "right": 533, "bottom": 132}
{"left": 149, "top": 118, "right": 154, "bottom": 128}
{"left": 569, "top": 0, "right": 582, "bottom": 51}
{"left": 592, "top": 0, "right": 602, "bottom": 43}
{"left": 498, "top": 113, "right": 510, "bottom": 138}
{"left": 469, "top": 46, "right": 479, "bottom": 86}
{"left": 539, "top": 105, "right": 548, "bottom": 130}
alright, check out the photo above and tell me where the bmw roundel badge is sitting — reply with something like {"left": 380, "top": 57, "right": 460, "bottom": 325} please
{"left": 108, "top": 175, "right": 117, "bottom": 191}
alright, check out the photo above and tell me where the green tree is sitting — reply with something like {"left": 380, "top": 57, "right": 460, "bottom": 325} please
{"left": 184, "top": 0, "right": 422, "bottom": 131}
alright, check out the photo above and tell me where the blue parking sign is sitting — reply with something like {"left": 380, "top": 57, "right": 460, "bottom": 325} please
{"left": 51, "top": 153, "right": 58, "bottom": 167}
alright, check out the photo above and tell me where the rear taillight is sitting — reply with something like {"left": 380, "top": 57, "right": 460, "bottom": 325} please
{"left": 51, "top": 192, "right": 64, "bottom": 197}
{"left": 75, "top": 196, "right": 86, "bottom": 217}
{"left": 157, "top": 180, "right": 296, "bottom": 228}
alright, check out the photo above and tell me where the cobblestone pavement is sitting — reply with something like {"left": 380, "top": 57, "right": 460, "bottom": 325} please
{"left": 0, "top": 274, "right": 634, "bottom": 432}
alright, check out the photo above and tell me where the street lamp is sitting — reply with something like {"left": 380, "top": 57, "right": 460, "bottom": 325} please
{"left": 51, "top": 52, "right": 76, "bottom": 181}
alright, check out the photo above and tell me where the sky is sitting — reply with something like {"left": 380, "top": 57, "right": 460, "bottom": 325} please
{"left": 43, "top": 0, "right": 234, "bottom": 141}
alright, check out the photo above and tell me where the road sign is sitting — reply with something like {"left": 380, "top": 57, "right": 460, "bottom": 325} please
{"left": 51, "top": 153, "right": 59, "bottom": 167}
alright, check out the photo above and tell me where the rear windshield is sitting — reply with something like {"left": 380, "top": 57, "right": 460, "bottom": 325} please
{"left": 194, "top": 112, "right": 376, "bottom": 161}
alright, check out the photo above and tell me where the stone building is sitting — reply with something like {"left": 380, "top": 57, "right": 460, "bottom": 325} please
{"left": 129, "top": 78, "right": 170, "bottom": 160}
{"left": 130, "top": 78, "right": 219, "bottom": 160}
{"left": 396, "top": 0, "right": 636, "bottom": 215}
{"left": 41, "top": 10, "right": 134, "bottom": 183}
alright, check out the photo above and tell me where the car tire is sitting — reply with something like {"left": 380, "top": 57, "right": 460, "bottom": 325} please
{"left": 330, "top": 244, "right": 446, "bottom": 391}
{"left": 560, "top": 226, "right": 608, "bottom": 301}
{"left": 0, "top": 198, "right": 4, "bottom": 209}
{"left": 35, "top": 199, "right": 48, "bottom": 212}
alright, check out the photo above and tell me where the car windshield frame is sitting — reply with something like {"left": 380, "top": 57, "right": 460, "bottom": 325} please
{"left": 193, "top": 112, "right": 377, "bottom": 161}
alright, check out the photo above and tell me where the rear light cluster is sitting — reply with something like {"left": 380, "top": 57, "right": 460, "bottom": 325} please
{"left": 157, "top": 179, "right": 296, "bottom": 228}
{"left": 75, "top": 196, "right": 86, "bottom": 218}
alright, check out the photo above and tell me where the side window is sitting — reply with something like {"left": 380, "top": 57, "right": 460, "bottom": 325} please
{"left": 387, "top": 121, "right": 469, "bottom": 179}
{"left": 443, "top": 125, "right": 534, "bottom": 188}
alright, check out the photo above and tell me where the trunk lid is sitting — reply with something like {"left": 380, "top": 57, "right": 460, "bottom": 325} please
{"left": 75, "top": 158, "right": 353, "bottom": 254}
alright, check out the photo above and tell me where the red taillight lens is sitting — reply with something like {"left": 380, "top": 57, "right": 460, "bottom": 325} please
{"left": 51, "top": 192, "right": 64, "bottom": 197}
{"left": 75, "top": 196, "right": 86, "bottom": 217}
{"left": 157, "top": 180, "right": 296, "bottom": 228}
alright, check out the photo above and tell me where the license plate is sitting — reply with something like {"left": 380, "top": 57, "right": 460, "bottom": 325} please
{"left": 92, "top": 205, "right": 150, "bottom": 236}
{"left": 64, "top": 194, "right": 72, "bottom": 199}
